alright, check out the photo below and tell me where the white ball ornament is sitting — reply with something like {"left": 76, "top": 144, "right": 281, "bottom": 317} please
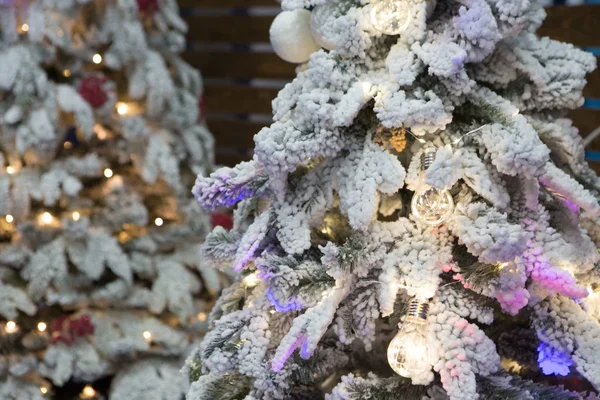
{"left": 270, "top": 9, "right": 321, "bottom": 64}
{"left": 310, "top": 4, "right": 338, "bottom": 51}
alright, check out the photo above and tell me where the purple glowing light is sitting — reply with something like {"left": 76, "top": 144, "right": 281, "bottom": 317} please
{"left": 537, "top": 341, "right": 573, "bottom": 376}
{"left": 267, "top": 286, "right": 303, "bottom": 312}
{"left": 271, "top": 335, "right": 307, "bottom": 372}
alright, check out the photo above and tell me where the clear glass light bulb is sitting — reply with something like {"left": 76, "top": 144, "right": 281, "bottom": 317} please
{"left": 387, "top": 320, "right": 432, "bottom": 377}
{"left": 370, "top": 0, "right": 413, "bottom": 35}
{"left": 410, "top": 184, "right": 454, "bottom": 226}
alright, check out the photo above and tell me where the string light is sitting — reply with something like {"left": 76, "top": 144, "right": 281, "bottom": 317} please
{"left": 81, "top": 385, "right": 96, "bottom": 399}
{"left": 411, "top": 147, "right": 454, "bottom": 226}
{"left": 242, "top": 273, "right": 261, "bottom": 288}
{"left": 154, "top": 217, "right": 164, "bottom": 227}
{"left": 63, "top": 141, "right": 72, "bottom": 149}
{"left": 103, "top": 168, "right": 113, "bottom": 178}
{"left": 40, "top": 212, "right": 54, "bottom": 225}
{"left": 387, "top": 299, "right": 433, "bottom": 378}
{"left": 37, "top": 322, "right": 47, "bottom": 332}
{"left": 63, "top": 69, "right": 71, "bottom": 78}
{"left": 40, "top": 386, "right": 48, "bottom": 395}
{"left": 5, "top": 215, "right": 13, "bottom": 223}
{"left": 92, "top": 54, "right": 102, "bottom": 64}
{"left": 116, "top": 102, "right": 129, "bottom": 115}
{"left": 143, "top": 330, "right": 152, "bottom": 341}
{"left": 370, "top": 0, "right": 413, "bottom": 35}
{"left": 6, "top": 166, "right": 15, "bottom": 175}
{"left": 21, "top": 24, "right": 29, "bottom": 32}
{"left": 197, "top": 312, "right": 207, "bottom": 322}
{"left": 94, "top": 124, "right": 108, "bottom": 140}
{"left": 72, "top": 211, "right": 81, "bottom": 221}
{"left": 5, "top": 320, "right": 18, "bottom": 333}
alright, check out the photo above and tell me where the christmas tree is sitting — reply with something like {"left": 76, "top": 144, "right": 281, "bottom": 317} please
{"left": 186, "top": 0, "right": 600, "bottom": 399}
{"left": 0, "top": 1, "right": 220, "bottom": 399}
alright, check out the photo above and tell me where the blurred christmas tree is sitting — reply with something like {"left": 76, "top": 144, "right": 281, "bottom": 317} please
{"left": 0, "top": 0, "right": 222, "bottom": 399}
{"left": 185, "top": 0, "right": 600, "bottom": 399}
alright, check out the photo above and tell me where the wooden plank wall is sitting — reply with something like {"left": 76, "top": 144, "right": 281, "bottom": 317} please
{"left": 180, "top": 1, "right": 600, "bottom": 169}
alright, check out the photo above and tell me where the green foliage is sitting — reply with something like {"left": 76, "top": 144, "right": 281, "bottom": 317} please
{"left": 456, "top": 101, "right": 514, "bottom": 127}
{"left": 344, "top": 374, "right": 430, "bottom": 400}
{"left": 188, "top": 357, "right": 204, "bottom": 383}
{"left": 452, "top": 244, "right": 501, "bottom": 290}
{"left": 201, "top": 227, "right": 241, "bottom": 261}
{"left": 477, "top": 374, "right": 593, "bottom": 400}
{"left": 337, "top": 235, "right": 368, "bottom": 272}
{"left": 191, "top": 373, "right": 252, "bottom": 400}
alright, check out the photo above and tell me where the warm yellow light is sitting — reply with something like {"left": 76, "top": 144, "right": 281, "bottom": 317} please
{"left": 92, "top": 54, "right": 102, "bottom": 64}
{"left": 21, "top": 24, "right": 29, "bottom": 32}
{"left": 143, "top": 330, "right": 152, "bottom": 341}
{"left": 81, "top": 385, "right": 96, "bottom": 399}
{"left": 38, "top": 322, "right": 47, "bottom": 332}
{"left": 5, "top": 321, "right": 17, "bottom": 333}
{"left": 6, "top": 166, "right": 15, "bottom": 175}
{"left": 94, "top": 124, "right": 108, "bottom": 140}
{"left": 63, "top": 141, "right": 72, "bottom": 149}
{"left": 41, "top": 212, "right": 53, "bottom": 225}
{"left": 197, "top": 312, "right": 207, "bottom": 322}
{"left": 5, "top": 215, "right": 13, "bottom": 223}
{"left": 116, "top": 102, "right": 129, "bottom": 115}
{"left": 72, "top": 211, "right": 81, "bottom": 221}
{"left": 242, "top": 273, "right": 260, "bottom": 288}
{"left": 63, "top": 69, "right": 71, "bottom": 78}
{"left": 154, "top": 217, "right": 164, "bottom": 227}
{"left": 104, "top": 168, "right": 113, "bottom": 178}
{"left": 40, "top": 386, "right": 48, "bottom": 395}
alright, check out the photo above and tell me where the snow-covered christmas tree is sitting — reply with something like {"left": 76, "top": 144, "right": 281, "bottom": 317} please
{"left": 186, "top": 0, "right": 600, "bottom": 399}
{"left": 0, "top": 1, "right": 221, "bottom": 399}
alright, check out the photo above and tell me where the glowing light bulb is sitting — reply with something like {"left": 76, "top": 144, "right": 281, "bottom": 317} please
{"left": 410, "top": 147, "right": 454, "bottom": 226}
{"left": 92, "top": 54, "right": 102, "bottom": 64}
{"left": 81, "top": 384, "right": 96, "bottom": 399}
{"left": 5, "top": 215, "right": 13, "bottom": 223}
{"left": 41, "top": 212, "right": 53, "bottom": 225}
{"left": 370, "top": 0, "right": 413, "bottom": 35}
{"left": 116, "top": 102, "right": 129, "bottom": 115}
{"left": 40, "top": 386, "right": 48, "bottom": 395}
{"left": 197, "top": 312, "right": 207, "bottom": 322}
{"left": 21, "top": 24, "right": 29, "bottom": 32}
{"left": 63, "top": 141, "right": 72, "bottom": 149}
{"left": 6, "top": 166, "right": 15, "bottom": 175}
{"left": 387, "top": 299, "right": 432, "bottom": 377}
{"left": 242, "top": 273, "right": 260, "bottom": 288}
{"left": 72, "top": 211, "right": 81, "bottom": 221}
{"left": 154, "top": 217, "right": 163, "bottom": 227}
{"left": 38, "top": 322, "right": 47, "bottom": 332}
{"left": 143, "top": 331, "right": 152, "bottom": 341}
{"left": 104, "top": 168, "right": 113, "bottom": 178}
{"left": 63, "top": 69, "right": 71, "bottom": 77}
{"left": 94, "top": 124, "right": 108, "bottom": 140}
{"left": 411, "top": 186, "right": 454, "bottom": 225}
{"left": 5, "top": 320, "right": 18, "bottom": 333}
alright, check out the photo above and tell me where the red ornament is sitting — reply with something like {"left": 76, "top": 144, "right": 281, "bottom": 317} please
{"left": 137, "top": 0, "right": 159, "bottom": 15}
{"left": 51, "top": 314, "right": 95, "bottom": 345}
{"left": 78, "top": 75, "right": 109, "bottom": 108}
{"left": 211, "top": 213, "right": 233, "bottom": 230}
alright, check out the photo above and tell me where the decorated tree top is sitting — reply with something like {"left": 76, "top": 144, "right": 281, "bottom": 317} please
{"left": 188, "top": 0, "right": 600, "bottom": 399}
